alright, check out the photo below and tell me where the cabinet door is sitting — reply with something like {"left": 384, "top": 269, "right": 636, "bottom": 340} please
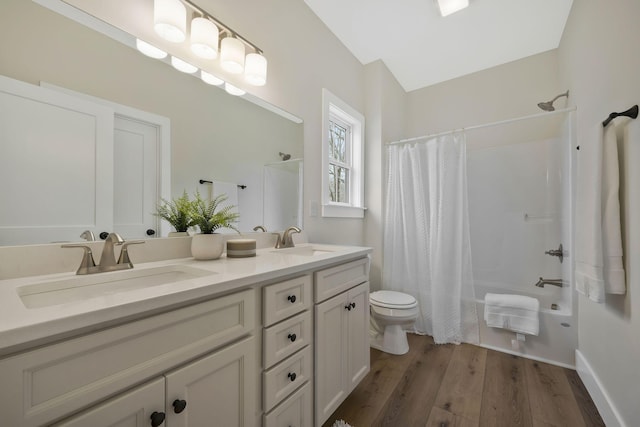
{"left": 314, "top": 292, "right": 349, "bottom": 426}
{"left": 165, "top": 336, "right": 257, "bottom": 427}
{"left": 53, "top": 378, "right": 164, "bottom": 427}
{"left": 347, "top": 282, "right": 370, "bottom": 390}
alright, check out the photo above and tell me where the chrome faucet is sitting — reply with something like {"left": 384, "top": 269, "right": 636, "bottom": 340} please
{"left": 80, "top": 230, "right": 95, "bottom": 241}
{"left": 534, "top": 277, "right": 565, "bottom": 288}
{"left": 281, "top": 226, "right": 301, "bottom": 248}
{"left": 62, "top": 232, "right": 144, "bottom": 275}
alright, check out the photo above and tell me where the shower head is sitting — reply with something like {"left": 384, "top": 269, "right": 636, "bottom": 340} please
{"left": 537, "top": 90, "right": 569, "bottom": 111}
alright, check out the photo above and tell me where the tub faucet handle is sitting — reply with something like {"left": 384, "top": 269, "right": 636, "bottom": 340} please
{"left": 544, "top": 243, "right": 564, "bottom": 263}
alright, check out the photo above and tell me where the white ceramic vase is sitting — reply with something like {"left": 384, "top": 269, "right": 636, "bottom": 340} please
{"left": 191, "top": 233, "right": 224, "bottom": 260}
{"left": 168, "top": 231, "right": 189, "bottom": 237}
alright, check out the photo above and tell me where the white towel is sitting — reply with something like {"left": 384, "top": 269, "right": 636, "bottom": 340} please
{"left": 484, "top": 293, "right": 540, "bottom": 336}
{"left": 575, "top": 123, "right": 626, "bottom": 302}
{"left": 602, "top": 123, "right": 625, "bottom": 294}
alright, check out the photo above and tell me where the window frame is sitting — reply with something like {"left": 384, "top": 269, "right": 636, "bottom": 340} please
{"left": 321, "top": 88, "right": 365, "bottom": 218}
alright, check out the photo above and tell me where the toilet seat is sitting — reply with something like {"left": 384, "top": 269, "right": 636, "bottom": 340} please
{"left": 370, "top": 290, "right": 417, "bottom": 309}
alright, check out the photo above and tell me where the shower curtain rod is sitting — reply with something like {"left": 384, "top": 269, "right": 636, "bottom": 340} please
{"left": 386, "top": 106, "right": 577, "bottom": 146}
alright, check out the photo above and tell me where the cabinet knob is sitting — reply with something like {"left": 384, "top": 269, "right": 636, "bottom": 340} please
{"left": 345, "top": 304, "right": 352, "bottom": 311}
{"left": 351, "top": 302, "right": 356, "bottom": 309}
{"left": 150, "top": 411, "right": 165, "bottom": 427}
{"left": 287, "top": 333, "right": 297, "bottom": 342}
{"left": 172, "top": 399, "right": 187, "bottom": 414}
{"left": 287, "top": 295, "right": 297, "bottom": 303}
{"left": 287, "top": 372, "right": 297, "bottom": 382}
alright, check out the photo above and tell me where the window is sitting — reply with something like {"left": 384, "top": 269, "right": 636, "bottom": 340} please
{"left": 321, "top": 89, "right": 365, "bottom": 218}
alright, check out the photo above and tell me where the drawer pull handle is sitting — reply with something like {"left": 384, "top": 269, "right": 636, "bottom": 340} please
{"left": 172, "top": 399, "right": 187, "bottom": 414}
{"left": 288, "top": 372, "right": 297, "bottom": 381}
{"left": 288, "top": 333, "right": 297, "bottom": 342}
{"left": 150, "top": 411, "right": 166, "bottom": 427}
{"left": 287, "top": 295, "right": 297, "bottom": 303}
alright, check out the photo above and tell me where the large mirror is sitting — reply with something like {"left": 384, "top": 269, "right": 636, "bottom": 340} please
{"left": 0, "top": 0, "right": 303, "bottom": 246}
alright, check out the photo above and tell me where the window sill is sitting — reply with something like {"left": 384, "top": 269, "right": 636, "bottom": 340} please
{"left": 321, "top": 204, "right": 365, "bottom": 219}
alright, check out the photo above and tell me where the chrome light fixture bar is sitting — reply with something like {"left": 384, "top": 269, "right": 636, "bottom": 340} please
{"left": 150, "top": 0, "right": 267, "bottom": 89}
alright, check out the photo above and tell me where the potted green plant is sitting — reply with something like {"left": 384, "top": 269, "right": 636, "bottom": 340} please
{"left": 154, "top": 190, "right": 195, "bottom": 236}
{"left": 190, "top": 190, "right": 240, "bottom": 260}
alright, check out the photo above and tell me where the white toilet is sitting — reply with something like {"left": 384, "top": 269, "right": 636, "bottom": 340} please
{"left": 369, "top": 290, "right": 419, "bottom": 355}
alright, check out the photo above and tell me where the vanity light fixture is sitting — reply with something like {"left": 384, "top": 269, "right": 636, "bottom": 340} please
{"left": 171, "top": 56, "right": 198, "bottom": 73}
{"left": 154, "top": 0, "right": 187, "bottom": 42}
{"left": 437, "top": 0, "right": 469, "bottom": 16}
{"left": 201, "top": 71, "right": 224, "bottom": 86}
{"left": 149, "top": 0, "right": 268, "bottom": 87}
{"left": 136, "top": 39, "right": 167, "bottom": 59}
{"left": 225, "top": 82, "right": 246, "bottom": 96}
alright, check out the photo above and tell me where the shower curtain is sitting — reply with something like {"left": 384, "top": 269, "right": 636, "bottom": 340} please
{"left": 383, "top": 133, "right": 479, "bottom": 344}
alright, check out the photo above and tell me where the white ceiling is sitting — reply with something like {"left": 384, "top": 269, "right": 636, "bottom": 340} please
{"left": 303, "top": 0, "right": 573, "bottom": 92}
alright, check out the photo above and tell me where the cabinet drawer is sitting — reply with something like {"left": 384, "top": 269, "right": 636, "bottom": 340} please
{"left": 263, "top": 275, "right": 311, "bottom": 327}
{"left": 0, "top": 289, "right": 255, "bottom": 427}
{"left": 263, "top": 346, "right": 312, "bottom": 412}
{"left": 263, "top": 311, "right": 311, "bottom": 368}
{"left": 263, "top": 382, "right": 312, "bottom": 427}
{"left": 314, "top": 257, "right": 369, "bottom": 303}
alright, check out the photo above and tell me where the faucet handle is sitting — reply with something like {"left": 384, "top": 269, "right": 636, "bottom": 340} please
{"left": 117, "top": 240, "right": 145, "bottom": 267}
{"left": 61, "top": 244, "right": 96, "bottom": 275}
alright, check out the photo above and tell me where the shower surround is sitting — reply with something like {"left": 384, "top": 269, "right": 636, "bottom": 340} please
{"left": 467, "top": 109, "right": 576, "bottom": 367}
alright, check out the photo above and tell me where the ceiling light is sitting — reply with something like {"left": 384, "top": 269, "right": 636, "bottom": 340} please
{"left": 245, "top": 53, "right": 267, "bottom": 86}
{"left": 225, "top": 82, "right": 245, "bottom": 96}
{"left": 437, "top": 0, "right": 469, "bottom": 17}
{"left": 201, "top": 71, "right": 224, "bottom": 86}
{"left": 171, "top": 56, "right": 198, "bottom": 73}
{"left": 191, "top": 17, "right": 219, "bottom": 59}
{"left": 154, "top": 0, "right": 187, "bottom": 42}
{"left": 136, "top": 39, "right": 167, "bottom": 59}
{"left": 220, "top": 36, "right": 245, "bottom": 74}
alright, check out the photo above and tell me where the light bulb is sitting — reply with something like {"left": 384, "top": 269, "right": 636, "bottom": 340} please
{"left": 220, "top": 37, "right": 245, "bottom": 74}
{"left": 191, "top": 17, "right": 219, "bottom": 59}
{"left": 244, "top": 53, "right": 267, "bottom": 86}
{"left": 136, "top": 39, "right": 167, "bottom": 59}
{"left": 201, "top": 71, "right": 224, "bottom": 86}
{"left": 171, "top": 56, "right": 198, "bottom": 74}
{"left": 154, "top": 0, "right": 187, "bottom": 42}
{"left": 225, "top": 82, "right": 245, "bottom": 96}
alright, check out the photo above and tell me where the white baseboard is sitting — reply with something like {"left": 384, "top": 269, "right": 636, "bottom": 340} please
{"left": 575, "top": 350, "right": 625, "bottom": 427}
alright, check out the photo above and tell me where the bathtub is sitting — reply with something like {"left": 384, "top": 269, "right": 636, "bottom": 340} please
{"left": 474, "top": 281, "right": 577, "bottom": 368}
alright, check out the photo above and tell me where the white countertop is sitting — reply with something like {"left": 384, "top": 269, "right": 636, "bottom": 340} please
{"left": 0, "top": 243, "right": 371, "bottom": 356}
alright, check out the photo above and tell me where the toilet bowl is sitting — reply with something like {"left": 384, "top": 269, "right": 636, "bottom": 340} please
{"left": 369, "top": 290, "right": 418, "bottom": 355}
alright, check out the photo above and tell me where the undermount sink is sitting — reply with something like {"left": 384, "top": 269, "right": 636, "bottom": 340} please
{"left": 270, "top": 245, "right": 335, "bottom": 257}
{"left": 17, "top": 265, "right": 214, "bottom": 309}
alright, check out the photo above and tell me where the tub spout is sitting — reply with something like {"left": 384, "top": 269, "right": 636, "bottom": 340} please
{"left": 534, "top": 277, "right": 565, "bottom": 288}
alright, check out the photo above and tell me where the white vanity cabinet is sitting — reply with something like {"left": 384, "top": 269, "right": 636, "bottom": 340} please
{"left": 314, "top": 258, "right": 370, "bottom": 426}
{"left": 53, "top": 336, "right": 256, "bottom": 427}
{"left": 262, "top": 275, "right": 314, "bottom": 427}
{"left": 0, "top": 289, "right": 257, "bottom": 427}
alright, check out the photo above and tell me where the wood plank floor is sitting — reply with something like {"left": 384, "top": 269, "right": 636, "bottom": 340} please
{"left": 322, "top": 334, "right": 605, "bottom": 427}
